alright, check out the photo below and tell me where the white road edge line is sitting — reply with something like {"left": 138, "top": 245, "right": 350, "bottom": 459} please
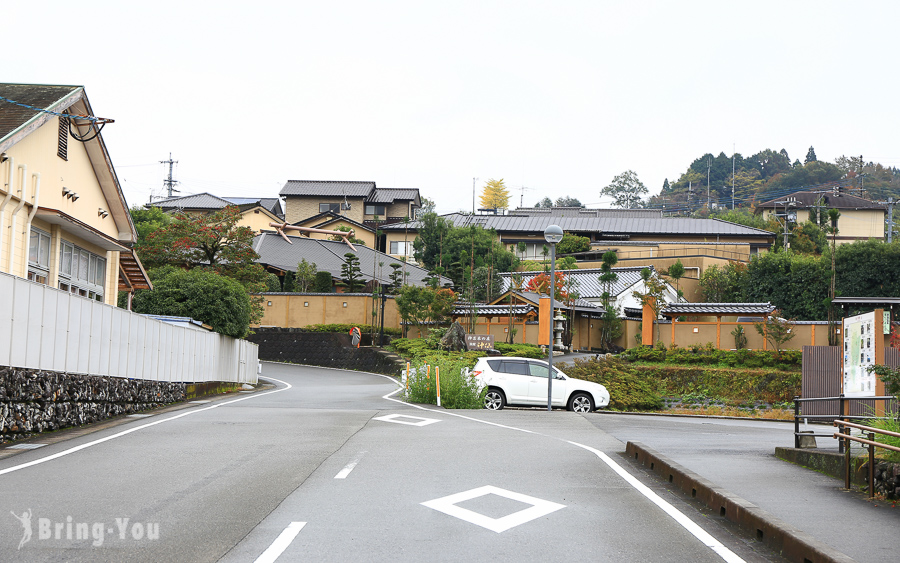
{"left": 334, "top": 451, "right": 366, "bottom": 479}
{"left": 378, "top": 376, "right": 745, "bottom": 563}
{"left": 566, "top": 441, "right": 745, "bottom": 563}
{"left": 253, "top": 521, "right": 306, "bottom": 563}
{"left": 0, "top": 377, "right": 293, "bottom": 477}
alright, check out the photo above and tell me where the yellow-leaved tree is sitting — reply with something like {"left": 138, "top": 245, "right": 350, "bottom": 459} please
{"left": 479, "top": 178, "right": 510, "bottom": 210}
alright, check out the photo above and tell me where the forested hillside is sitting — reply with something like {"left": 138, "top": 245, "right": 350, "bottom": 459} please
{"left": 652, "top": 148, "right": 900, "bottom": 213}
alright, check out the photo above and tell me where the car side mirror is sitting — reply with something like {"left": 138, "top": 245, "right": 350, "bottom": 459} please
{"left": 555, "top": 374, "right": 566, "bottom": 380}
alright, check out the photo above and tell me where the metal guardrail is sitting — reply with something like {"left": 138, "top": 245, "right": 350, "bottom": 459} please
{"left": 792, "top": 395, "right": 896, "bottom": 451}
{"left": 833, "top": 419, "right": 900, "bottom": 497}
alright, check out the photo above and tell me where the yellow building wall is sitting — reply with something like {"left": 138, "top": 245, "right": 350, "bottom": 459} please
{"left": 762, "top": 209, "right": 884, "bottom": 242}
{"left": 256, "top": 294, "right": 402, "bottom": 329}
{"left": 1, "top": 116, "right": 125, "bottom": 305}
{"left": 239, "top": 208, "right": 282, "bottom": 233}
{"left": 384, "top": 231, "right": 416, "bottom": 262}
{"left": 284, "top": 197, "right": 365, "bottom": 224}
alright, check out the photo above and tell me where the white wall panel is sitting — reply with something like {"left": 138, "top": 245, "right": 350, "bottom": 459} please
{"left": 132, "top": 319, "right": 146, "bottom": 381}
{"left": 0, "top": 275, "right": 14, "bottom": 366}
{"left": 96, "top": 305, "right": 113, "bottom": 376}
{"left": 108, "top": 307, "right": 124, "bottom": 377}
{"left": 65, "top": 294, "right": 82, "bottom": 373}
{"left": 24, "top": 283, "right": 44, "bottom": 369}
{"left": 10, "top": 278, "right": 31, "bottom": 368}
{"left": 52, "top": 291, "right": 70, "bottom": 371}
{"left": 0, "top": 273, "right": 258, "bottom": 384}
{"left": 39, "top": 289, "right": 58, "bottom": 369}
{"left": 76, "top": 298, "right": 93, "bottom": 375}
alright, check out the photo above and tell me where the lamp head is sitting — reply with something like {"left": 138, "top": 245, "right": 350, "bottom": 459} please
{"left": 543, "top": 224, "right": 563, "bottom": 244}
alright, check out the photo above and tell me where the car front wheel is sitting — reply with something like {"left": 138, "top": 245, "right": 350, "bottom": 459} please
{"left": 484, "top": 388, "right": 506, "bottom": 410}
{"left": 568, "top": 392, "right": 594, "bottom": 413}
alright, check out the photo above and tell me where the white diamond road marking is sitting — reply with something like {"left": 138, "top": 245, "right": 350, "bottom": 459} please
{"left": 6, "top": 444, "right": 47, "bottom": 450}
{"left": 373, "top": 414, "right": 440, "bottom": 427}
{"left": 421, "top": 486, "right": 565, "bottom": 533}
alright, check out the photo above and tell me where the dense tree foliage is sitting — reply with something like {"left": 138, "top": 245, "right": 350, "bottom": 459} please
{"left": 133, "top": 267, "right": 252, "bottom": 338}
{"left": 601, "top": 170, "right": 648, "bottom": 208}
{"left": 479, "top": 178, "right": 511, "bottom": 210}
{"left": 556, "top": 232, "right": 590, "bottom": 255}
{"left": 696, "top": 241, "right": 900, "bottom": 321}
{"left": 555, "top": 196, "right": 583, "bottom": 207}
{"left": 412, "top": 213, "right": 519, "bottom": 290}
{"left": 395, "top": 285, "right": 456, "bottom": 333}
{"left": 657, "top": 147, "right": 898, "bottom": 212}
{"left": 133, "top": 205, "right": 267, "bottom": 326}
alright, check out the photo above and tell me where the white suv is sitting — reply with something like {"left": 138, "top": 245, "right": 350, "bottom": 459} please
{"left": 471, "top": 357, "right": 610, "bottom": 413}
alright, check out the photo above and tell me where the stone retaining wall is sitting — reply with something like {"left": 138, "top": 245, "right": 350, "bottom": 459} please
{"left": 248, "top": 328, "right": 401, "bottom": 375}
{"left": 1, "top": 367, "right": 185, "bottom": 443}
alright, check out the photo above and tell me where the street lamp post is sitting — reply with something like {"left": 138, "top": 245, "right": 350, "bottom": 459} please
{"left": 543, "top": 224, "right": 563, "bottom": 412}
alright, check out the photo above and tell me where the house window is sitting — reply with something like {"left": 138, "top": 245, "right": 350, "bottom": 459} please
{"left": 28, "top": 229, "right": 51, "bottom": 285}
{"left": 390, "top": 241, "right": 411, "bottom": 256}
{"left": 319, "top": 203, "right": 340, "bottom": 213}
{"left": 58, "top": 241, "right": 106, "bottom": 300}
{"left": 365, "top": 204, "right": 386, "bottom": 216}
{"left": 58, "top": 116, "right": 69, "bottom": 161}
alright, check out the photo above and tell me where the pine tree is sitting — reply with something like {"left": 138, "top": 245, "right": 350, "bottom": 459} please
{"left": 338, "top": 253, "right": 364, "bottom": 293}
{"left": 282, "top": 271, "right": 295, "bottom": 292}
{"left": 805, "top": 146, "right": 818, "bottom": 164}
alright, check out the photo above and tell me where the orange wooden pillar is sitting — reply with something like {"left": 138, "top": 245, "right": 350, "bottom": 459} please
{"left": 642, "top": 299, "right": 655, "bottom": 346}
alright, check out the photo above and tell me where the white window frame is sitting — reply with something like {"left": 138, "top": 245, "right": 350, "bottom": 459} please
{"left": 59, "top": 240, "right": 106, "bottom": 301}
{"left": 28, "top": 228, "right": 51, "bottom": 285}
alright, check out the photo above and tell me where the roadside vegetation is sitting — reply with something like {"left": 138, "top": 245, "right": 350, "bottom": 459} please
{"left": 390, "top": 331, "right": 800, "bottom": 418}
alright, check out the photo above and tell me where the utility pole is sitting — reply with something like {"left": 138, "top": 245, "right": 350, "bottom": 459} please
{"left": 707, "top": 156, "right": 711, "bottom": 210}
{"left": 732, "top": 144, "right": 736, "bottom": 210}
{"left": 160, "top": 153, "right": 179, "bottom": 198}
{"left": 878, "top": 197, "right": 896, "bottom": 243}
{"left": 472, "top": 177, "right": 478, "bottom": 215}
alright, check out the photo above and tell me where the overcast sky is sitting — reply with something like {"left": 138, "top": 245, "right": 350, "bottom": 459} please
{"left": 6, "top": 1, "right": 899, "bottom": 214}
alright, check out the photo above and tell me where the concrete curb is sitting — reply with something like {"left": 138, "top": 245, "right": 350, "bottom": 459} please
{"left": 625, "top": 441, "right": 857, "bottom": 563}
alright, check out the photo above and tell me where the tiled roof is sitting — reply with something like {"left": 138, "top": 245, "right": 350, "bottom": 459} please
{"left": 366, "top": 188, "right": 421, "bottom": 206}
{"left": 152, "top": 193, "right": 233, "bottom": 210}
{"left": 503, "top": 290, "right": 605, "bottom": 314}
{"left": 151, "top": 194, "right": 283, "bottom": 218}
{"left": 0, "top": 83, "right": 83, "bottom": 142}
{"left": 298, "top": 211, "right": 374, "bottom": 232}
{"left": 252, "top": 232, "right": 449, "bottom": 287}
{"left": 498, "top": 267, "right": 655, "bottom": 299}
{"left": 660, "top": 302, "right": 775, "bottom": 317}
{"left": 452, "top": 304, "right": 536, "bottom": 316}
{"left": 756, "top": 191, "right": 885, "bottom": 211}
{"left": 381, "top": 212, "right": 774, "bottom": 237}
{"left": 280, "top": 180, "right": 375, "bottom": 197}
{"left": 510, "top": 207, "right": 664, "bottom": 218}
{"left": 224, "top": 197, "right": 284, "bottom": 218}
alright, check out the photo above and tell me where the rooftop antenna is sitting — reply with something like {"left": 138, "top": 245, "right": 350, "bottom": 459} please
{"left": 160, "top": 153, "right": 179, "bottom": 198}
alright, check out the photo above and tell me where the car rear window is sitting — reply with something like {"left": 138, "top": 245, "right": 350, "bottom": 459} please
{"left": 486, "top": 359, "right": 503, "bottom": 371}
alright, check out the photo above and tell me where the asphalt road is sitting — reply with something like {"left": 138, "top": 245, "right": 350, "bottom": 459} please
{"left": 0, "top": 363, "right": 784, "bottom": 562}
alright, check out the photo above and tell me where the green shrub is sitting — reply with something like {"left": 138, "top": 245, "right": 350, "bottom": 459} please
{"left": 621, "top": 346, "right": 801, "bottom": 371}
{"left": 557, "top": 357, "right": 663, "bottom": 411}
{"left": 303, "top": 323, "right": 401, "bottom": 336}
{"left": 494, "top": 343, "right": 545, "bottom": 359}
{"left": 405, "top": 360, "right": 486, "bottom": 409}
{"left": 635, "top": 365, "right": 801, "bottom": 405}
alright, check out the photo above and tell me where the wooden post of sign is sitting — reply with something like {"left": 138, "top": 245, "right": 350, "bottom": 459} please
{"left": 875, "top": 309, "right": 886, "bottom": 417}
{"left": 406, "top": 362, "right": 410, "bottom": 391}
